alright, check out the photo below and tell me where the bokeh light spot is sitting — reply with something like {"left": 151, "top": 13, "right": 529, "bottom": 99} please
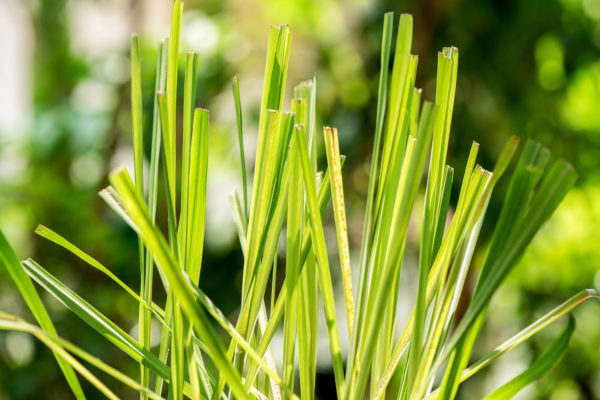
{"left": 535, "top": 35, "right": 565, "bottom": 91}
{"left": 70, "top": 152, "right": 104, "bottom": 188}
{"left": 583, "top": 0, "right": 600, "bottom": 21}
{"left": 5, "top": 331, "right": 35, "bottom": 367}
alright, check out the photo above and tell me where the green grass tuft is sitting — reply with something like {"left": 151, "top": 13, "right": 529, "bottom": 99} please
{"left": 0, "top": 5, "right": 597, "bottom": 400}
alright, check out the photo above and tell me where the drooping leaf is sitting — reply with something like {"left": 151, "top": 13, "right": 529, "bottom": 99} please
{"left": 0, "top": 229, "right": 85, "bottom": 400}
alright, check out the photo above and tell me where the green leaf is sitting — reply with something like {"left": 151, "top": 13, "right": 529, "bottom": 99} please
{"left": 238, "top": 111, "right": 294, "bottom": 339}
{"left": 0, "top": 228, "right": 85, "bottom": 400}
{"left": 0, "top": 312, "right": 164, "bottom": 400}
{"left": 282, "top": 101, "right": 304, "bottom": 397}
{"left": 179, "top": 52, "right": 200, "bottom": 264}
{"left": 354, "top": 13, "right": 394, "bottom": 353}
{"left": 164, "top": 0, "right": 183, "bottom": 206}
{"left": 232, "top": 75, "right": 249, "bottom": 221}
{"left": 34, "top": 225, "right": 166, "bottom": 327}
{"left": 347, "top": 100, "right": 436, "bottom": 400}
{"left": 130, "top": 34, "right": 144, "bottom": 195}
{"left": 427, "top": 289, "right": 599, "bottom": 399}
{"left": 443, "top": 154, "right": 577, "bottom": 366}
{"left": 370, "top": 135, "right": 519, "bottom": 400}
{"left": 433, "top": 137, "right": 520, "bottom": 400}
{"left": 482, "top": 316, "right": 575, "bottom": 400}
{"left": 109, "top": 168, "right": 250, "bottom": 400}
{"left": 141, "top": 35, "right": 168, "bottom": 400}
{"left": 323, "top": 126, "right": 354, "bottom": 338}
{"left": 182, "top": 108, "right": 209, "bottom": 283}
{"left": 242, "top": 159, "right": 342, "bottom": 394}
{"left": 295, "top": 123, "right": 346, "bottom": 397}
{"left": 229, "top": 189, "right": 248, "bottom": 250}
{"left": 22, "top": 258, "right": 172, "bottom": 381}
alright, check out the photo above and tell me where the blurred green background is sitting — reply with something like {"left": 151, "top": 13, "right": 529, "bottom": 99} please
{"left": 0, "top": 0, "right": 599, "bottom": 399}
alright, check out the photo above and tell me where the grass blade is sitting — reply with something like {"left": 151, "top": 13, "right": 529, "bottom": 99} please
{"left": 0, "top": 315, "right": 117, "bottom": 400}
{"left": 427, "top": 289, "right": 599, "bottom": 399}
{"left": 109, "top": 169, "right": 250, "bottom": 400}
{"left": 179, "top": 52, "right": 200, "bottom": 261}
{"left": 242, "top": 161, "right": 342, "bottom": 394}
{"left": 282, "top": 102, "right": 304, "bottom": 398}
{"left": 164, "top": 0, "right": 183, "bottom": 207}
{"left": 482, "top": 317, "right": 575, "bottom": 400}
{"left": 347, "top": 101, "right": 436, "bottom": 400}
{"left": 0, "top": 228, "right": 85, "bottom": 400}
{"left": 131, "top": 33, "right": 144, "bottom": 196}
{"left": 34, "top": 225, "right": 166, "bottom": 326}
{"left": 233, "top": 75, "right": 249, "bottom": 221}
{"left": 0, "top": 312, "right": 164, "bottom": 400}
{"left": 295, "top": 123, "right": 346, "bottom": 397}
{"left": 323, "top": 126, "right": 354, "bottom": 337}
{"left": 142, "top": 36, "right": 168, "bottom": 398}
{"left": 184, "top": 108, "right": 209, "bottom": 283}
{"left": 22, "top": 259, "right": 172, "bottom": 380}
{"left": 443, "top": 160, "right": 577, "bottom": 363}
{"left": 354, "top": 14, "right": 394, "bottom": 356}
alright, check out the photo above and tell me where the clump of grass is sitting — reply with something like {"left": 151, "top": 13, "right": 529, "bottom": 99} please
{"left": 0, "top": 2, "right": 598, "bottom": 399}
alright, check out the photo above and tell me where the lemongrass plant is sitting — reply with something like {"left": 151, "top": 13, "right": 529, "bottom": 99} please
{"left": 0, "top": 3, "right": 597, "bottom": 399}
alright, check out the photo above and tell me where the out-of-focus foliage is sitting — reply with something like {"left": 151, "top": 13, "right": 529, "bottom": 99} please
{"left": 0, "top": 0, "right": 598, "bottom": 399}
